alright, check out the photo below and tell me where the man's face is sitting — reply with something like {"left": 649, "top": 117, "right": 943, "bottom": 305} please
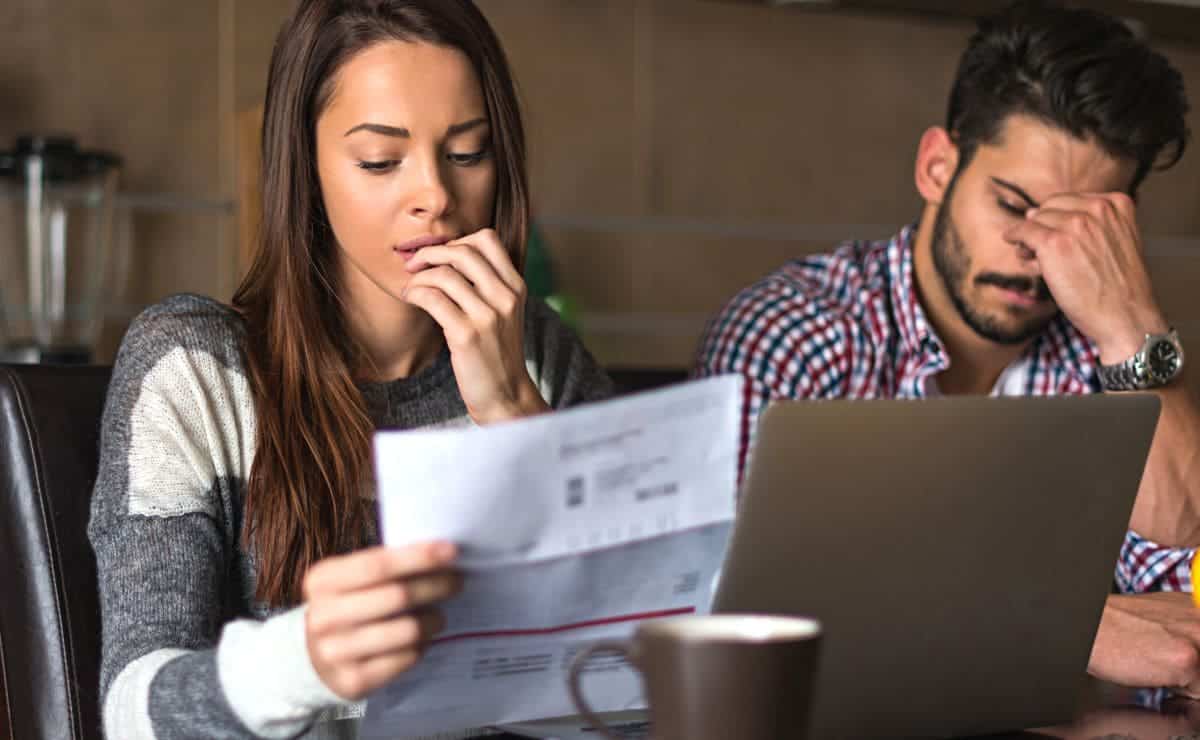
{"left": 931, "top": 114, "right": 1137, "bottom": 345}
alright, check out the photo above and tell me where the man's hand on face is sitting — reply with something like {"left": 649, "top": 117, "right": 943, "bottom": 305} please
{"left": 1089, "top": 592, "right": 1200, "bottom": 698}
{"left": 1005, "top": 193, "right": 1168, "bottom": 363}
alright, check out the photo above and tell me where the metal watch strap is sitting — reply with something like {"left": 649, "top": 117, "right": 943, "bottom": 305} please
{"left": 1098, "top": 355, "right": 1143, "bottom": 391}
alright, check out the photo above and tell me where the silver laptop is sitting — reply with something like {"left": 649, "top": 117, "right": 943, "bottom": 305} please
{"left": 713, "top": 394, "right": 1160, "bottom": 739}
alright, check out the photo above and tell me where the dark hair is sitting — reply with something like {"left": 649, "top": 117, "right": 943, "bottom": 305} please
{"left": 945, "top": 0, "right": 1190, "bottom": 192}
{"left": 232, "top": 0, "right": 529, "bottom": 607}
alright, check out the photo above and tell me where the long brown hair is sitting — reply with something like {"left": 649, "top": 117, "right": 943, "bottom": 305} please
{"left": 232, "top": 0, "right": 530, "bottom": 607}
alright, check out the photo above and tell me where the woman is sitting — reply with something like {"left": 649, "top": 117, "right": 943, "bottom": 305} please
{"left": 87, "top": 1, "right": 612, "bottom": 738}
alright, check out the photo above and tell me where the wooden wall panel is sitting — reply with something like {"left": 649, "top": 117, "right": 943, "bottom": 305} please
{"left": 6, "top": 0, "right": 1184, "bottom": 367}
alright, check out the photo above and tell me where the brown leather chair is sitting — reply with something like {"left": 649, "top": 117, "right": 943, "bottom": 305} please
{"left": 0, "top": 364, "right": 111, "bottom": 740}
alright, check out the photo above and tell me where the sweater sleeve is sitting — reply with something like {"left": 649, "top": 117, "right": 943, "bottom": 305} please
{"left": 522, "top": 295, "right": 615, "bottom": 409}
{"left": 87, "top": 296, "right": 349, "bottom": 739}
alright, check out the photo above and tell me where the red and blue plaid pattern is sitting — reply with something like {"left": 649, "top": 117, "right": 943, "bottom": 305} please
{"left": 1120, "top": 531, "right": 1194, "bottom": 593}
{"left": 694, "top": 224, "right": 1193, "bottom": 593}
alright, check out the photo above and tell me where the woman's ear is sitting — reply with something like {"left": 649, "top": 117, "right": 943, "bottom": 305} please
{"left": 914, "top": 127, "right": 960, "bottom": 207}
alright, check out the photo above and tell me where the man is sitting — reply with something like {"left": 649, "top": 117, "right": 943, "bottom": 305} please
{"left": 695, "top": 1, "right": 1200, "bottom": 696}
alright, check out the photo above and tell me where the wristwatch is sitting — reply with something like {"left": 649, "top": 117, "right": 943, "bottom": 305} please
{"left": 1097, "top": 328, "right": 1185, "bottom": 391}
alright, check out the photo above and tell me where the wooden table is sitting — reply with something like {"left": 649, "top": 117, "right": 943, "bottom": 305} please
{"left": 486, "top": 683, "right": 1200, "bottom": 739}
{"left": 1029, "top": 704, "right": 1200, "bottom": 739}
{"left": 975, "top": 682, "right": 1200, "bottom": 739}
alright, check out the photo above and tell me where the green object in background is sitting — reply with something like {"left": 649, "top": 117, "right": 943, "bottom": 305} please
{"left": 524, "top": 224, "right": 554, "bottom": 298}
{"left": 524, "top": 223, "right": 579, "bottom": 330}
{"left": 544, "top": 293, "right": 579, "bottom": 330}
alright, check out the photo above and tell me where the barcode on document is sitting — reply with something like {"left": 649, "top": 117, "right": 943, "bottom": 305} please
{"left": 566, "top": 475, "right": 585, "bottom": 508}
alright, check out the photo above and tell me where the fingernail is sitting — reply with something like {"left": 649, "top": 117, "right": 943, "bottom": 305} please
{"left": 1026, "top": 208, "right": 1037, "bottom": 219}
{"left": 433, "top": 541, "right": 457, "bottom": 560}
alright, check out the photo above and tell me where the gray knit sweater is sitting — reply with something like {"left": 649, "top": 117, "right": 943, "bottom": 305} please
{"left": 88, "top": 293, "right": 614, "bottom": 740}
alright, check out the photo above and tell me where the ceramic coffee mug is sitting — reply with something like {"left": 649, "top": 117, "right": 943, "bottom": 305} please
{"left": 567, "top": 614, "right": 822, "bottom": 740}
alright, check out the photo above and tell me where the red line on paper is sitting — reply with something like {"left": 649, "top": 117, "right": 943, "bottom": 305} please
{"left": 431, "top": 606, "right": 695, "bottom": 645}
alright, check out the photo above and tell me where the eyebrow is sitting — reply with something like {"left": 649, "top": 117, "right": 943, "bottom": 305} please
{"left": 990, "top": 177, "right": 1040, "bottom": 209}
{"left": 343, "top": 117, "right": 489, "bottom": 138}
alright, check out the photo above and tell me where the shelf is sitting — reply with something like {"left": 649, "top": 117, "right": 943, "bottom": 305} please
{"left": 728, "top": 0, "right": 1200, "bottom": 46}
{"left": 115, "top": 193, "right": 233, "bottom": 214}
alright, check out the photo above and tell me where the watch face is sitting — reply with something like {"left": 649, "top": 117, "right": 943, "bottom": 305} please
{"left": 1148, "top": 338, "right": 1182, "bottom": 381}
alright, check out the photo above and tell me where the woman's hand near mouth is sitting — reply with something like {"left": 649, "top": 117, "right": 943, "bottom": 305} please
{"left": 400, "top": 227, "right": 549, "bottom": 424}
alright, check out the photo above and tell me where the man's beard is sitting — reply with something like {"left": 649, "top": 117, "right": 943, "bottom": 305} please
{"left": 930, "top": 180, "right": 1056, "bottom": 346}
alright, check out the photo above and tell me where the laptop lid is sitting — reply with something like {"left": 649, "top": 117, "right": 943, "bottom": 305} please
{"left": 713, "top": 394, "right": 1160, "bottom": 739}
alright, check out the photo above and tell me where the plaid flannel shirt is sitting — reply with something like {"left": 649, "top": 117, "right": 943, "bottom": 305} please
{"left": 694, "top": 224, "right": 1193, "bottom": 594}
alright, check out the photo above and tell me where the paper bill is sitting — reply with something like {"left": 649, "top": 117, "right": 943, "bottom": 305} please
{"left": 359, "top": 375, "right": 741, "bottom": 739}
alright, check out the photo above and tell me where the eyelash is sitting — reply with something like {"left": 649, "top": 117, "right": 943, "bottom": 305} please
{"left": 357, "top": 160, "right": 398, "bottom": 173}
{"left": 997, "top": 199, "right": 1027, "bottom": 218}
{"left": 448, "top": 149, "right": 489, "bottom": 166}
{"left": 356, "top": 149, "right": 490, "bottom": 174}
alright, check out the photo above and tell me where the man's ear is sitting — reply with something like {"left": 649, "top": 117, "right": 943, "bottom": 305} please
{"left": 915, "top": 127, "right": 960, "bottom": 207}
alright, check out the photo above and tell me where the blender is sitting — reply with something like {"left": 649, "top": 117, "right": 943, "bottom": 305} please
{"left": 0, "top": 135, "right": 122, "bottom": 363}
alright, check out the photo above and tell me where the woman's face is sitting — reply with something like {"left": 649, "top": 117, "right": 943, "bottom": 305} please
{"left": 315, "top": 40, "right": 497, "bottom": 306}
